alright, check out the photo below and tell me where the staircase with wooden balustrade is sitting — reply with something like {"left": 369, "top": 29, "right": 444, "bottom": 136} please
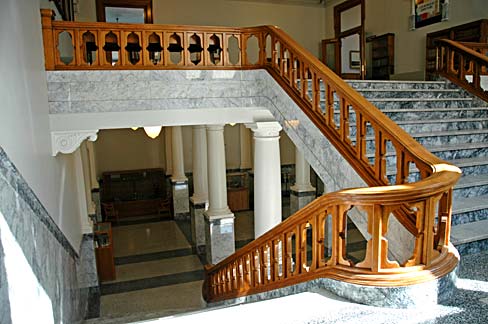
{"left": 40, "top": 9, "right": 466, "bottom": 308}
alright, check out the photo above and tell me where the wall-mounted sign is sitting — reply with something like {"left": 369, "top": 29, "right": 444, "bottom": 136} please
{"left": 414, "top": 0, "right": 448, "bottom": 29}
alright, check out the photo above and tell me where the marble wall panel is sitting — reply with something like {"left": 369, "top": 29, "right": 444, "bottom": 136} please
{"left": 0, "top": 147, "right": 93, "bottom": 322}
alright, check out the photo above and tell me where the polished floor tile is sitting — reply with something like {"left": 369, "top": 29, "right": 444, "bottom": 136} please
{"left": 113, "top": 221, "right": 191, "bottom": 257}
{"left": 110, "top": 255, "right": 203, "bottom": 283}
{"left": 100, "top": 280, "right": 206, "bottom": 317}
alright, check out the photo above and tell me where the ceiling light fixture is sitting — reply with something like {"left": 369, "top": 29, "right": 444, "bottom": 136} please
{"left": 143, "top": 126, "right": 162, "bottom": 139}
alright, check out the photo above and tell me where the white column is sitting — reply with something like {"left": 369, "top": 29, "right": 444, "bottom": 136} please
{"left": 86, "top": 140, "right": 99, "bottom": 190}
{"left": 292, "top": 149, "right": 315, "bottom": 192}
{"left": 204, "top": 124, "right": 235, "bottom": 264}
{"left": 74, "top": 148, "right": 92, "bottom": 233}
{"left": 205, "top": 125, "right": 231, "bottom": 217}
{"left": 191, "top": 125, "right": 208, "bottom": 251}
{"left": 239, "top": 124, "right": 252, "bottom": 170}
{"left": 165, "top": 127, "right": 173, "bottom": 176}
{"left": 171, "top": 126, "right": 187, "bottom": 182}
{"left": 248, "top": 122, "right": 282, "bottom": 238}
{"left": 192, "top": 125, "right": 208, "bottom": 203}
{"left": 80, "top": 142, "right": 96, "bottom": 216}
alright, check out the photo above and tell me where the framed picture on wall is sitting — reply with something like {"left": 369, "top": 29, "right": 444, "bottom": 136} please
{"left": 349, "top": 51, "right": 360, "bottom": 69}
{"left": 414, "top": 0, "right": 448, "bottom": 29}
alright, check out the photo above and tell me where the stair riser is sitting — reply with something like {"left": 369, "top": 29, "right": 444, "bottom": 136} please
{"left": 347, "top": 82, "right": 452, "bottom": 90}
{"left": 360, "top": 133, "right": 488, "bottom": 153}
{"left": 385, "top": 110, "right": 488, "bottom": 121}
{"left": 386, "top": 163, "right": 488, "bottom": 185}
{"left": 347, "top": 120, "right": 488, "bottom": 137}
{"left": 453, "top": 184, "right": 488, "bottom": 199}
{"left": 358, "top": 91, "right": 469, "bottom": 100}
{"left": 378, "top": 147, "right": 488, "bottom": 166}
{"left": 370, "top": 100, "right": 474, "bottom": 109}
{"left": 455, "top": 239, "right": 488, "bottom": 255}
{"left": 452, "top": 208, "right": 488, "bottom": 226}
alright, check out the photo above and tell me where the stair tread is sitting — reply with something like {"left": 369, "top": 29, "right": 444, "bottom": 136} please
{"left": 410, "top": 128, "right": 488, "bottom": 137}
{"left": 381, "top": 107, "right": 488, "bottom": 113}
{"left": 396, "top": 117, "right": 488, "bottom": 125}
{"left": 455, "top": 173, "right": 488, "bottom": 188}
{"left": 368, "top": 141, "right": 488, "bottom": 158}
{"left": 385, "top": 156, "right": 488, "bottom": 175}
{"left": 346, "top": 80, "right": 448, "bottom": 84}
{"left": 368, "top": 97, "right": 473, "bottom": 102}
{"left": 356, "top": 89, "right": 461, "bottom": 92}
{"left": 451, "top": 219, "right": 488, "bottom": 245}
{"left": 453, "top": 194, "right": 488, "bottom": 214}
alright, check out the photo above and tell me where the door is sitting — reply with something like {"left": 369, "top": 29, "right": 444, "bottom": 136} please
{"left": 321, "top": 38, "right": 340, "bottom": 73}
{"left": 324, "top": 0, "right": 366, "bottom": 79}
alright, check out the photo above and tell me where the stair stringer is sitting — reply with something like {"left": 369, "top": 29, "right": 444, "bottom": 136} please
{"left": 256, "top": 70, "right": 415, "bottom": 263}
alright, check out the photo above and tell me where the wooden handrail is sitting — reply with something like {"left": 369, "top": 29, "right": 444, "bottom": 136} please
{"left": 40, "top": 10, "right": 462, "bottom": 302}
{"left": 434, "top": 39, "right": 488, "bottom": 102}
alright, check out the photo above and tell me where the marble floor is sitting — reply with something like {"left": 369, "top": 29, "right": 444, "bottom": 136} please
{"left": 90, "top": 198, "right": 367, "bottom": 322}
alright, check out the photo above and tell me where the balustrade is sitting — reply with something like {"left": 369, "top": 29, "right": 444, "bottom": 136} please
{"left": 434, "top": 39, "right": 488, "bottom": 102}
{"left": 40, "top": 9, "right": 461, "bottom": 303}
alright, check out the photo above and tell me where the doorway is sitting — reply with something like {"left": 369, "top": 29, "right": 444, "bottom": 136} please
{"left": 321, "top": 0, "right": 365, "bottom": 79}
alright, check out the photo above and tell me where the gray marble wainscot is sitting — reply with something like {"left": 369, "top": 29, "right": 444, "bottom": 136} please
{"left": 0, "top": 147, "right": 91, "bottom": 323}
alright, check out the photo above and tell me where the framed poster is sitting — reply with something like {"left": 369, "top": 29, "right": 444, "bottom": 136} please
{"left": 415, "top": 0, "right": 447, "bottom": 29}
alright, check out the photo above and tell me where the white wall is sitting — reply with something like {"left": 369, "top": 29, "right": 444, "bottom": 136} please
{"left": 0, "top": 0, "right": 84, "bottom": 249}
{"left": 76, "top": 0, "right": 327, "bottom": 57}
{"left": 325, "top": 0, "right": 488, "bottom": 79}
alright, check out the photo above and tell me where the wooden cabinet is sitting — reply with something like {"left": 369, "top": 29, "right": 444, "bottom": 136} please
{"left": 100, "top": 168, "right": 168, "bottom": 218}
{"left": 368, "top": 33, "right": 394, "bottom": 80}
{"left": 227, "top": 172, "right": 249, "bottom": 211}
{"left": 94, "top": 222, "right": 115, "bottom": 282}
{"left": 426, "top": 19, "right": 488, "bottom": 80}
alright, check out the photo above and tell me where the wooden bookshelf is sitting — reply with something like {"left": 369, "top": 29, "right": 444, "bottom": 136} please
{"left": 368, "top": 33, "right": 394, "bottom": 80}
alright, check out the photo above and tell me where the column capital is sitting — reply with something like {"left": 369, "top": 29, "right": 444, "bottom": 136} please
{"left": 246, "top": 122, "right": 282, "bottom": 138}
{"left": 206, "top": 124, "right": 225, "bottom": 132}
{"left": 51, "top": 130, "right": 98, "bottom": 156}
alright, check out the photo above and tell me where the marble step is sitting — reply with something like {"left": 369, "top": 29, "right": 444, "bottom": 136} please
{"left": 382, "top": 107, "right": 488, "bottom": 122}
{"left": 453, "top": 174, "right": 488, "bottom": 199}
{"left": 385, "top": 156, "right": 488, "bottom": 184}
{"left": 371, "top": 142, "right": 488, "bottom": 167}
{"left": 359, "top": 129, "right": 488, "bottom": 153}
{"left": 347, "top": 118, "right": 488, "bottom": 137}
{"left": 452, "top": 194, "right": 488, "bottom": 226}
{"left": 368, "top": 98, "right": 475, "bottom": 109}
{"left": 356, "top": 89, "right": 469, "bottom": 100}
{"left": 451, "top": 219, "right": 488, "bottom": 255}
{"left": 346, "top": 80, "right": 453, "bottom": 90}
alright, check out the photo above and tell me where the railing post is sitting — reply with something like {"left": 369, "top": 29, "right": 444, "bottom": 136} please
{"left": 41, "top": 9, "right": 55, "bottom": 70}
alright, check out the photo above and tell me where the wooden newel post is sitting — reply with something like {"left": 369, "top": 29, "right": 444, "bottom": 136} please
{"left": 41, "top": 9, "right": 55, "bottom": 70}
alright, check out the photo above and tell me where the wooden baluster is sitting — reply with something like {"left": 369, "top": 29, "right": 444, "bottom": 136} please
{"left": 458, "top": 54, "right": 465, "bottom": 81}
{"left": 473, "top": 62, "right": 481, "bottom": 91}
{"left": 422, "top": 197, "right": 440, "bottom": 266}
{"left": 41, "top": 9, "right": 56, "bottom": 70}
{"left": 340, "top": 100, "right": 350, "bottom": 142}
{"left": 317, "top": 212, "right": 326, "bottom": 267}
{"left": 356, "top": 205, "right": 399, "bottom": 272}
{"left": 285, "top": 232, "right": 293, "bottom": 277}
{"left": 326, "top": 85, "right": 335, "bottom": 127}
{"left": 311, "top": 73, "right": 318, "bottom": 113}
{"left": 279, "top": 43, "right": 285, "bottom": 76}
{"left": 311, "top": 215, "right": 318, "bottom": 271}
{"left": 294, "top": 225, "right": 301, "bottom": 274}
{"left": 253, "top": 250, "right": 260, "bottom": 287}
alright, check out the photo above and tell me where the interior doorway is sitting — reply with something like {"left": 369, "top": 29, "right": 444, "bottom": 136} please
{"left": 321, "top": 0, "right": 365, "bottom": 79}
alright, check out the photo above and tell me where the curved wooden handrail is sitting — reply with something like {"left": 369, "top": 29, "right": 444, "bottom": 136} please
{"left": 40, "top": 10, "right": 462, "bottom": 303}
{"left": 434, "top": 39, "right": 488, "bottom": 102}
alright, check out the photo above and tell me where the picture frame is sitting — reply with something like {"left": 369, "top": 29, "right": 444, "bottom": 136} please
{"left": 349, "top": 50, "right": 360, "bottom": 69}
{"left": 414, "top": 0, "right": 448, "bottom": 29}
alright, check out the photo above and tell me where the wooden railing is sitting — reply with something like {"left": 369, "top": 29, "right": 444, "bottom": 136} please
{"left": 40, "top": 10, "right": 461, "bottom": 302}
{"left": 434, "top": 39, "right": 488, "bottom": 102}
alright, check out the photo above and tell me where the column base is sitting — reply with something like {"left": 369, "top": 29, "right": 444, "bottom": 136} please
{"left": 171, "top": 179, "right": 190, "bottom": 220}
{"left": 190, "top": 197, "right": 207, "bottom": 253}
{"left": 204, "top": 211, "right": 235, "bottom": 265}
{"left": 289, "top": 187, "right": 316, "bottom": 216}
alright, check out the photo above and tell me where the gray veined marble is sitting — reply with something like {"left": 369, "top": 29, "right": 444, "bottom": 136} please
{"left": 0, "top": 147, "right": 95, "bottom": 322}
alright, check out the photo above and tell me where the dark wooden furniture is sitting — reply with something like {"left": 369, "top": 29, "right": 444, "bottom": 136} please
{"left": 101, "top": 168, "right": 168, "bottom": 218}
{"left": 426, "top": 19, "right": 488, "bottom": 80}
{"left": 94, "top": 222, "right": 115, "bottom": 282}
{"left": 368, "top": 33, "right": 394, "bottom": 80}
{"left": 227, "top": 172, "right": 249, "bottom": 211}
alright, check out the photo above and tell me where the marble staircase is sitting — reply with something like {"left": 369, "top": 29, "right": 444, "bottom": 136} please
{"left": 346, "top": 80, "right": 488, "bottom": 255}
